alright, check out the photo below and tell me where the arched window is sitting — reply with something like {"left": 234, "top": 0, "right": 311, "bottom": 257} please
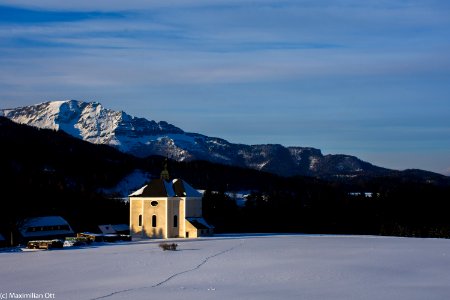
{"left": 152, "top": 215, "right": 157, "bottom": 228}
{"left": 138, "top": 214, "right": 142, "bottom": 227}
{"left": 174, "top": 215, "right": 178, "bottom": 228}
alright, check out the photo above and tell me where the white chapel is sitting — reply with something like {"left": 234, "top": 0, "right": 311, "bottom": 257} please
{"left": 129, "top": 162, "right": 213, "bottom": 239}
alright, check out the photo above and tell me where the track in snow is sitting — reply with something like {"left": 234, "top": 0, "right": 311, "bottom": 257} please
{"left": 90, "top": 239, "right": 244, "bottom": 300}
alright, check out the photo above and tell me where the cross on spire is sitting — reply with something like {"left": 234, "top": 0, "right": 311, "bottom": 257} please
{"left": 160, "top": 157, "right": 170, "bottom": 180}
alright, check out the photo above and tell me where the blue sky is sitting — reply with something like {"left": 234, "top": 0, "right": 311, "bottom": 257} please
{"left": 0, "top": 0, "right": 449, "bottom": 175}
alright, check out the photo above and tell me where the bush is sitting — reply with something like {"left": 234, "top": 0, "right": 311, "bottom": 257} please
{"left": 159, "top": 242, "right": 178, "bottom": 251}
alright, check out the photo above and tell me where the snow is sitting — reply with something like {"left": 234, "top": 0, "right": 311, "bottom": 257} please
{"left": 185, "top": 218, "right": 214, "bottom": 229}
{"left": 2, "top": 100, "right": 231, "bottom": 163}
{"left": 21, "top": 216, "right": 71, "bottom": 228}
{"left": 101, "top": 169, "right": 151, "bottom": 198}
{"left": 129, "top": 185, "right": 147, "bottom": 197}
{"left": 163, "top": 180, "right": 176, "bottom": 197}
{"left": 226, "top": 191, "right": 251, "bottom": 207}
{"left": 19, "top": 216, "right": 74, "bottom": 238}
{"left": 309, "top": 157, "right": 320, "bottom": 171}
{"left": 98, "top": 225, "right": 117, "bottom": 235}
{"left": 111, "top": 224, "right": 129, "bottom": 232}
{"left": 250, "top": 161, "right": 269, "bottom": 170}
{"left": 1, "top": 234, "right": 450, "bottom": 300}
{"left": 174, "top": 179, "right": 202, "bottom": 197}
{"left": 161, "top": 134, "right": 197, "bottom": 144}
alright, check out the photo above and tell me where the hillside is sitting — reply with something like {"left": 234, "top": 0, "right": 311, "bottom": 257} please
{"left": 0, "top": 116, "right": 136, "bottom": 233}
{"left": 1, "top": 116, "right": 450, "bottom": 241}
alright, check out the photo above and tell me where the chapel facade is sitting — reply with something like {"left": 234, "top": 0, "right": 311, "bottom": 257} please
{"left": 129, "top": 163, "right": 213, "bottom": 239}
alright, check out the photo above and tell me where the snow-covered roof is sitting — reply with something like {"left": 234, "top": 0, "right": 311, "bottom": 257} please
{"left": 22, "top": 216, "right": 70, "bottom": 227}
{"left": 112, "top": 224, "right": 130, "bottom": 232}
{"left": 98, "top": 225, "right": 117, "bottom": 234}
{"left": 172, "top": 179, "right": 202, "bottom": 197}
{"left": 129, "top": 185, "right": 147, "bottom": 196}
{"left": 98, "top": 224, "right": 129, "bottom": 234}
{"left": 186, "top": 217, "right": 214, "bottom": 229}
{"left": 19, "top": 216, "right": 74, "bottom": 238}
{"left": 164, "top": 180, "right": 176, "bottom": 197}
{"left": 129, "top": 178, "right": 201, "bottom": 198}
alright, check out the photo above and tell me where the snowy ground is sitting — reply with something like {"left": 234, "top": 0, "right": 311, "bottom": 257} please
{"left": 1, "top": 234, "right": 450, "bottom": 300}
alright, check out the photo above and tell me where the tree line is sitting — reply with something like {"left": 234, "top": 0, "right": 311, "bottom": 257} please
{"left": 1, "top": 116, "right": 450, "bottom": 245}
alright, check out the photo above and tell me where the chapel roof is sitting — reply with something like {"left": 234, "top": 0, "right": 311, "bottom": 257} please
{"left": 129, "top": 178, "right": 202, "bottom": 198}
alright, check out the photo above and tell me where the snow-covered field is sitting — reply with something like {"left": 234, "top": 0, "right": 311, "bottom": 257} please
{"left": 1, "top": 234, "right": 450, "bottom": 300}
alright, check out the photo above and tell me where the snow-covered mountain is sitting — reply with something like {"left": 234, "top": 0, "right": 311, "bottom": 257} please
{"left": 1, "top": 100, "right": 387, "bottom": 177}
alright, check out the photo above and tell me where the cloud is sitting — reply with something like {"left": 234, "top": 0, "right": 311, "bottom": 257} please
{"left": 1, "top": 2, "right": 448, "bottom": 66}
{"left": 0, "top": 0, "right": 450, "bottom": 173}
{"left": 0, "top": 5, "right": 122, "bottom": 23}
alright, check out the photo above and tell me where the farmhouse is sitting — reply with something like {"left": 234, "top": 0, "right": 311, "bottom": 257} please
{"left": 19, "top": 216, "right": 74, "bottom": 242}
{"left": 129, "top": 163, "right": 213, "bottom": 239}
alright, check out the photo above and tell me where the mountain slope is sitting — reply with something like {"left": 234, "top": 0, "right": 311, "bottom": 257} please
{"left": 0, "top": 100, "right": 426, "bottom": 178}
{"left": 2, "top": 116, "right": 450, "bottom": 240}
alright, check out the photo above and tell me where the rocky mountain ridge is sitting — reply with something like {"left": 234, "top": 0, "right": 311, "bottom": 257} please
{"left": 0, "top": 100, "right": 405, "bottom": 178}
